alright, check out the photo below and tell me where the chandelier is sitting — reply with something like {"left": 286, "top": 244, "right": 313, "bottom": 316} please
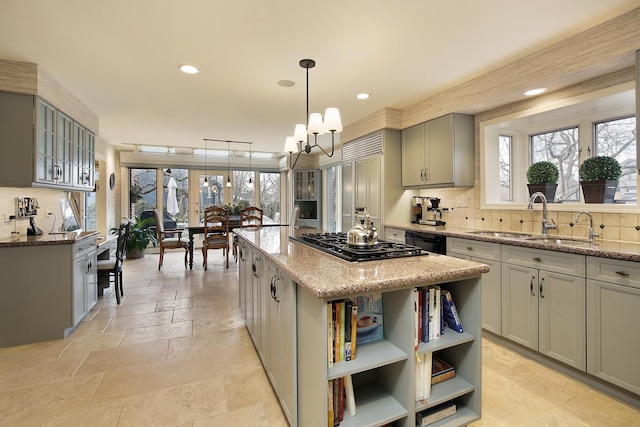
{"left": 284, "top": 59, "right": 342, "bottom": 169}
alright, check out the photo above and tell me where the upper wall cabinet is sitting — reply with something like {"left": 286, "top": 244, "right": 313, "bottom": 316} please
{"left": 402, "top": 113, "right": 474, "bottom": 188}
{"left": 0, "top": 92, "right": 95, "bottom": 191}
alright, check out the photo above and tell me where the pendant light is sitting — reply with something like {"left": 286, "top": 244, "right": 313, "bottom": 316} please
{"left": 248, "top": 144, "right": 253, "bottom": 186}
{"left": 284, "top": 59, "right": 342, "bottom": 169}
{"left": 226, "top": 141, "right": 232, "bottom": 188}
{"left": 203, "top": 139, "right": 208, "bottom": 187}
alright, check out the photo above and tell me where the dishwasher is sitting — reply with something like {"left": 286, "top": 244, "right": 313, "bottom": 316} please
{"left": 405, "top": 231, "right": 447, "bottom": 255}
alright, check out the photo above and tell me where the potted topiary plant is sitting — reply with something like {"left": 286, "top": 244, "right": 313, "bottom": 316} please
{"left": 579, "top": 156, "right": 622, "bottom": 203}
{"left": 526, "top": 161, "right": 559, "bottom": 202}
{"left": 112, "top": 216, "right": 158, "bottom": 259}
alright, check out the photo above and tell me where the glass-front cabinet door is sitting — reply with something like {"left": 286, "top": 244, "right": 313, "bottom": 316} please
{"left": 35, "top": 99, "right": 56, "bottom": 184}
{"left": 56, "top": 111, "right": 74, "bottom": 186}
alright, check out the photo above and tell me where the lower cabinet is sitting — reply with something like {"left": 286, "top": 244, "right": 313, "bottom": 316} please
{"left": 239, "top": 241, "right": 297, "bottom": 426}
{"left": 448, "top": 238, "right": 502, "bottom": 334}
{"left": 265, "top": 262, "right": 297, "bottom": 425}
{"left": 501, "top": 246, "right": 586, "bottom": 370}
{"left": 586, "top": 256, "right": 640, "bottom": 395}
{"left": 72, "top": 238, "right": 97, "bottom": 325}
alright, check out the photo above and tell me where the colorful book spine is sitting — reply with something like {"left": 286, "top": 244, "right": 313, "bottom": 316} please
{"left": 442, "top": 289, "right": 463, "bottom": 333}
{"left": 350, "top": 303, "right": 357, "bottom": 360}
{"left": 334, "top": 302, "right": 341, "bottom": 363}
{"left": 339, "top": 301, "right": 346, "bottom": 362}
{"left": 413, "top": 288, "right": 420, "bottom": 350}
{"left": 328, "top": 303, "right": 334, "bottom": 368}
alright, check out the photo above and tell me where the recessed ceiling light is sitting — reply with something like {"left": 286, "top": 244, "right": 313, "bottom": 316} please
{"left": 524, "top": 88, "right": 546, "bottom": 96}
{"left": 278, "top": 79, "right": 295, "bottom": 87}
{"left": 179, "top": 64, "right": 199, "bottom": 74}
{"left": 356, "top": 93, "right": 370, "bottom": 100}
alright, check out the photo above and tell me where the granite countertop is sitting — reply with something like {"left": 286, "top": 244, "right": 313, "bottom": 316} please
{"left": 234, "top": 226, "right": 489, "bottom": 299}
{"left": 0, "top": 230, "right": 99, "bottom": 248}
{"left": 386, "top": 223, "right": 640, "bottom": 263}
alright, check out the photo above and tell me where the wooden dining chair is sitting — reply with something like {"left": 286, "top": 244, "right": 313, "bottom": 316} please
{"left": 97, "top": 222, "right": 130, "bottom": 304}
{"left": 233, "top": 206, "right": 263, "bottom": 262}
{"left": 202, "top": 206, "right": 230, "bottom": 270}
{"left": 153, "top": 208, "right": 188, "bottom": 270}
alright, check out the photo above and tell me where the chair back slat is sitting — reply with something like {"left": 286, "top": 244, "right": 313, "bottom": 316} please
{"left": 203, "top": 206, "right": 229, "bottom": 246}
{"left": 115, "top": 222, "right": 131, "bottom": 270}
{"left": 239, "top": 207, "right": 263, "bottom": 229}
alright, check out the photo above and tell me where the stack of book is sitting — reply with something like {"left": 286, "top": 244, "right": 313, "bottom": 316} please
{"left": 327, "top": 292, "right": 384, "bottom": 367}
{"left": 416, "top": 401, "right": 457, "bottom": 426}
{"left": 413, "top": 286, "right": 463, "bottom": 350}
{"left": 416, "top": 354, "right": 457, "bottom": 402}
{"left": 327, "top": 375, "right": 356, "bottom": 427}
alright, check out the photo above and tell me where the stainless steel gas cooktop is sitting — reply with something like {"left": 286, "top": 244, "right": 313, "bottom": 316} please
{"left": 289, "top": 232, "right": 428, "bottom": 262}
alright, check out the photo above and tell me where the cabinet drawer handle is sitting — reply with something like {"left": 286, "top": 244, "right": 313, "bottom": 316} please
{"left": 530, "top": 276, "right": 535, "bottom": 296}
{"left": 252, "top": 258, "right": 259, "bottom": 278}
{"left": 466, "top": 246, "right": 473, "bottom": 251}
{"left": 539, "top": 278, "right": 545, "bottom": 298}
{"left": 615, "top": 270, "right": 630, "bottom": 277}
{"left": 532, "top": 257, "right": 542, "bottom": 262}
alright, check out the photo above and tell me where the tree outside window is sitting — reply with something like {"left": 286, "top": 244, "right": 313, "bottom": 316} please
{"left": 595, "top": 116, "right": 636, "bottom": 202}
{"left": 259, "top": 172, "right": 280, "bottom": 222}
{"left": 530, "top": 127, "right": 580, "bottom": 201}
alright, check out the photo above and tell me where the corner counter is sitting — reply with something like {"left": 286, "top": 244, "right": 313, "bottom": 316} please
{"left": 0, "top": 230, "right": 99, "bottom": 348}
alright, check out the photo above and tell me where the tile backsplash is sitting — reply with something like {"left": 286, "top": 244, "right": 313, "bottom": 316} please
{"left": 418, "top": 184, "right": 640, "bottom": 244}
{"left": 0, "top": 188, "right": 70, "bottom": 239}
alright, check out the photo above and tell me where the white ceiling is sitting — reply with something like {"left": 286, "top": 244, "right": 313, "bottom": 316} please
{"left": 0, "top": 0, "right": 637, "bottom": 155}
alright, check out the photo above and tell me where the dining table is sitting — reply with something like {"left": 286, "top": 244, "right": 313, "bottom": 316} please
{"left": 186, "top": 215, "right": 279, "bottom": 269}
{"left": 186, "top": 215, "right": 241, "bottom": 269}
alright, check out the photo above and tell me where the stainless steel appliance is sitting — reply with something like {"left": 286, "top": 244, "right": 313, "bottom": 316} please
{"left": 405, "top": 231, "right": 446, "bottom": 254}
{"left": 289, "top": 232, "right": 427, "bottom": 262}
{"left": 411, "top": 196, "right": 446, "bottom": 226}
{"left": 347, "top": 207, "right": 378, "bottom": 247}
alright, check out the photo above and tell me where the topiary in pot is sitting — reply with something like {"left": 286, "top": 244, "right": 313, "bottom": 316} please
{"left": 526, "top": 161, "right": 559, "bottom": 202}
{"left": 579, "top": 156, "right": 622, "bottom": 203}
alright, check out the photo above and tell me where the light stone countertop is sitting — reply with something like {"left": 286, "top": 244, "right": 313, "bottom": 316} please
{"left": 386, "top": 223, "right": 640, "bottom": 263}
{"left": 0, "top": 230, "right": 99, "bottom": 248}
{"left": 234, "top": 226, "right": 489, "bottom": 299}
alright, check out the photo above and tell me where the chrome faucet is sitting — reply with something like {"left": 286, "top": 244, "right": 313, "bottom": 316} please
{"left": 527, "top": 192, "right": 557, "bottom": 237}
{"left": 575, "top": 211, "right": 600, "bottom": 242}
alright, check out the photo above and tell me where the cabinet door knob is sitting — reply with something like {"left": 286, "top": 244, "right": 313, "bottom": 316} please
{"left": 532, "top": 257, "right": 542, "bottom": 262}
{"left": 615, "top": 270, "right": 629, "bottom": 277}
{"left": 466, "top": 246, "right": 473, "bottom": 251}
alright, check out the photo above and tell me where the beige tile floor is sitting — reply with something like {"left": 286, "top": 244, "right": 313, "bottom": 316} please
{"left": 0, "top": 251, "right": 638, "bottom": 426}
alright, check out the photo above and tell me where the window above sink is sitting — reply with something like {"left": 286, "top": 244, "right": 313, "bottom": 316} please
{"left": 480, "top": 81, "right": 637, "bottom": 213}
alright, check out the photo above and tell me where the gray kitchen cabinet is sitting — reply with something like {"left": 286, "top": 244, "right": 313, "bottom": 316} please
{"left": 342, "top": 129, "right": 404, "bottom": 235}
{"left": 0, "top": 234, "right": 98, "bottom": 348}
{"left": 501, "top": 246, "right": 586, "bottom": 370}
{"left": 586, "top": 256, "right": 640, "bottom": 395}
{"left": 72, "top": 236, "right": 98, "bottom": 325}
{"left": 294, "top": 169, "right": 321, "bottom": 228}
{"left": 355, "top": 155, "right": 381, "bottom": 221}
{"left": 402, "top": 113, "right": 474, "bottom": 188}
{"left": 239, "top": 242, "right": 297, "bottom": 426}
{"left": 384, "top": 226, "right": 405, "bottom": 243}
{"left": 448, "top": 237, "right": 502, "bottom": 335}
{"left": 0, "top": 91, "right": 95, "bottom": 190}
{"left": 265, "top": 261, "right": 297, "bottom": 426}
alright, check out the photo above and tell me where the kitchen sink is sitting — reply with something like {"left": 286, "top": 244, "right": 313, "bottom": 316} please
{"left": 466, "top": 231, "right": 532, "bottom": 239}
{"left": 525, "top": 236, "right": 598, "bottom": 248}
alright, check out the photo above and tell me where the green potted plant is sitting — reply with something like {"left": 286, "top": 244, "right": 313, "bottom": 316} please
{"left": 526, "top": 161, "right": 559, "bottom": 202}
{"left": 579, "top": 156, "right": 622, "bottom": 203}
{"left": 112, "top": 216, "right": 158, "bottom": 259}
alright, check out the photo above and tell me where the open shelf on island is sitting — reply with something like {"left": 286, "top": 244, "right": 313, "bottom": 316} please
{"left": 339, "top": 382, "right": 408, "bottom": 427}
{"left": 417, "top": 328, "right": 475, "bottom": 354}
{"left": 328, "top": 339, "right": 408, "bottom": 380}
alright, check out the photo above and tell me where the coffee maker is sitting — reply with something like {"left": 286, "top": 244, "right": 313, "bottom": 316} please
{"left": 411, "top": 196, "right": 446, "bottom": 226}
{"left": 411, "top": 196, "right": 427, "bottom": 224}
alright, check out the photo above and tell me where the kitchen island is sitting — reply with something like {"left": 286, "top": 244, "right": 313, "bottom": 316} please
{"left": 234, "top": 226, "right": 489, "bottom": 427}
{"left": 0, "top": 230, "right": 99, "bottom": 347}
